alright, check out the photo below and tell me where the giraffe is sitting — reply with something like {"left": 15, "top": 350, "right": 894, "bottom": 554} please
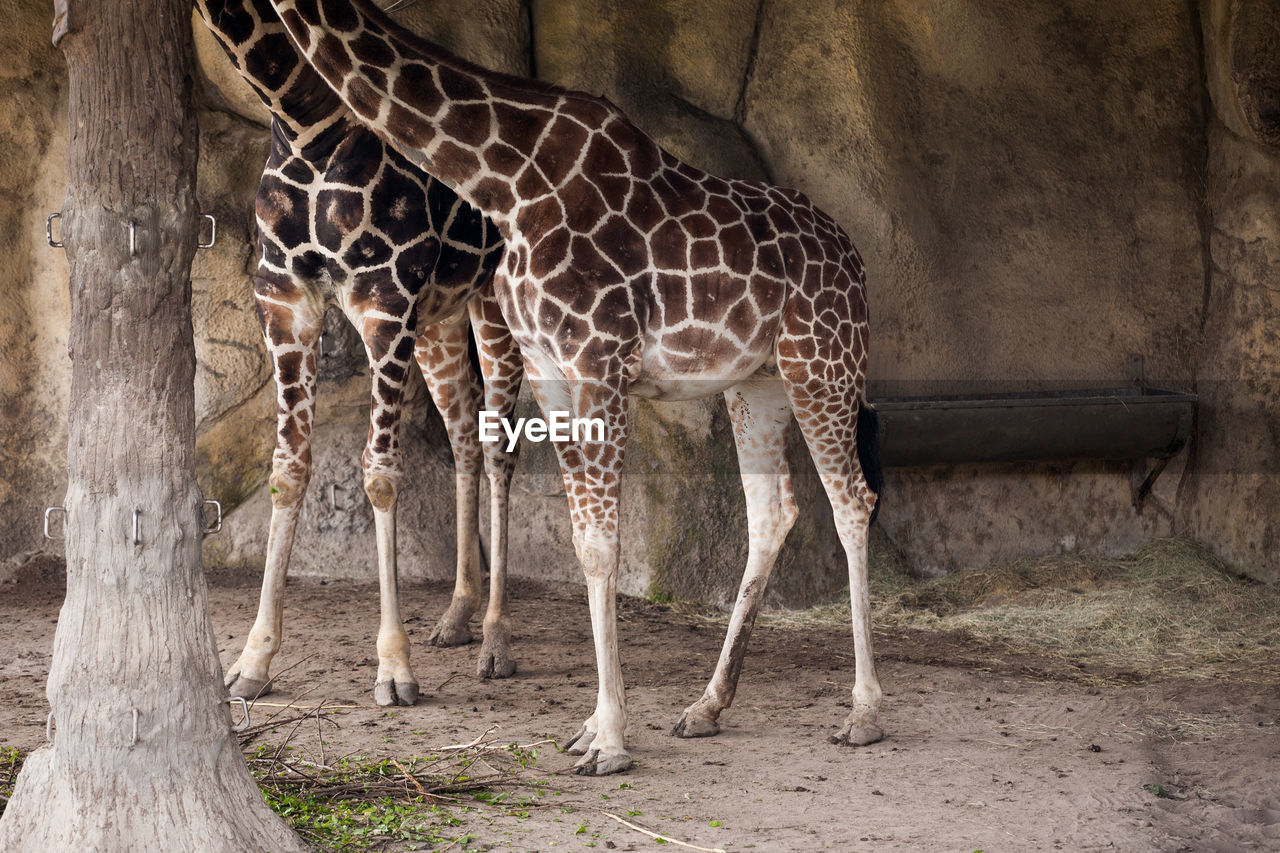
{"left": 195, "top": 0, "right": 527, "bottom": 707}
{"left": 269, "top": 0, "right": 885, "bottom": 774}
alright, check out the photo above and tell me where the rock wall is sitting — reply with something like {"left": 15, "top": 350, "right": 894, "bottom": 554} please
{"left": 3, "top": 0, "right": 1278, "bottom": 594}
{"left": 525, "top": 0, "right": 1212, "bottom": 581}
{"left": 1178, "top": 0, "right": 1280, "bottom": 577}
{"left": 0, "top": 0, "right": 71, "bottom": 566}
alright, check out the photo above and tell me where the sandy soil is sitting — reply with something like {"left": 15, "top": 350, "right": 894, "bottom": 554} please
{"left": 2, "top": 560, "right": 1279, "bottom": 852}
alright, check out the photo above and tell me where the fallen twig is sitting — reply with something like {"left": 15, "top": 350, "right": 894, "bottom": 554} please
{"left": 390, "top": 757, "right": 430, "bottom": 798}
{"left": 246, "top": 701, "right": 360, "bottom": 710}
{"left": 436, "top": 724, "right": 501, "bottom": 752}
{"left": 599, "top": 810, "right": 727, "bottom": 853}
{"left": 246, "top": 652, "right": 317, "bottom": 704}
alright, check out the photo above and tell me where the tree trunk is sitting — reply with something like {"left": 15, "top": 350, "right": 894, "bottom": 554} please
{"left": 0, "top": 1, "right": 305, "bottom": 849}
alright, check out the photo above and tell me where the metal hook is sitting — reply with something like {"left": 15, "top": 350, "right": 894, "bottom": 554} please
{"left": 46, "top": 212, "right": 63, "bottom": 248}
{"left": 202, "top": 499, "right": 223, "bottom": 534}
{"left": 198, "top": 213, "right": 217, "bottom": 249}
{"left": 43, "top": 505, "right": 66, "bottom": 541}
{"left": 129, "top": 708, "right": 139, "bottom": 747}
{"left": 128, "top": 221, "right": 137, "bottom": 256}
{"left": 228, "top": 696, "right": 251, "bottom": 733}
{"left": 317, "top": 333, "right": 329, "bottom": 359}
{"left": 328, "top": 483, "right": 341, "bottom": 511}
{"left": 131, "top": 508, "right": 142, "bottom": 545}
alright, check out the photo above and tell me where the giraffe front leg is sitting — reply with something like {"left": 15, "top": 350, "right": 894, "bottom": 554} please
{"left": 416, "top": 315, "right": 483, "bottom": 649}
{"left": 571, "top": 530, "right": 631, "bottom": 776}
{"left": 471, "top": 290, "right": 523, "bottom": 679}
{"left": 563, "top": 710, "right": 599, "bottom": 755}
{"left": 226, "top": 272, "right": 322, "bottom": 700}
{"left": 531, "top": 372, "right": 633, "bottom": 776}
{"left": 225, "top": 500, "right": 302, "bottom": 700}
{"left": 354, "top": 305, "right": 419, "bottom": 707}
{"left": 673, "top": 380, "right": 797, "bottom": 738}
{"left": 552, "top": 516, "right": 631, "bottom": 775}
{"left": 371, "top": 495, "right": 418, "bottom": 707}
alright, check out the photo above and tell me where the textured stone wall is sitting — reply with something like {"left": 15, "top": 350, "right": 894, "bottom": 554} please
{"left": 0, "top": 0, "right": 71, "bottom": 566}
{"left": 1178, "top": 0, "right": 1280, "bottom": 577}
{"left": 524, "top": 0, "right": 1211, "bottom": 582}
{"left": 3, "top": 0, "right": 1278, "bottom": 594}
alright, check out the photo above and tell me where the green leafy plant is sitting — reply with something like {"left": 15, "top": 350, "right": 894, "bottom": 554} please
{"left": 247, "top": 738, "right": 547, "bottom": 850}
{"left": 0, "top": 747, "right": 23, "bottom": 818}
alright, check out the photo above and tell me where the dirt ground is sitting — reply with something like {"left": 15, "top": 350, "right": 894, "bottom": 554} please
{"left": 2, "top": 560, "right": 1279, "bottom": 852}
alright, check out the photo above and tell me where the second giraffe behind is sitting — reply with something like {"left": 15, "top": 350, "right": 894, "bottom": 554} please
{"left": 272, "top": 0, "right": 885, "bottom": 776}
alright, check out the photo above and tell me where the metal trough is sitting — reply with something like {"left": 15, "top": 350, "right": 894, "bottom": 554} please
{"left": 873, "top": 387, "right": 1196, "bottom": 469}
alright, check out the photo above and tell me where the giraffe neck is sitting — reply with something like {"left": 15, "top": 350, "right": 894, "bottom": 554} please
{"left": 271, "top": 0, "right": 599, "bottom": 227}
{"left": 196, "top": 0, "right": 351, "bottom": 154}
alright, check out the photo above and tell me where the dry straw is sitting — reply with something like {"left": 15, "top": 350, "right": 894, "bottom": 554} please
{"left": 757, "top": 537, "right": 1280, "bottom": 683}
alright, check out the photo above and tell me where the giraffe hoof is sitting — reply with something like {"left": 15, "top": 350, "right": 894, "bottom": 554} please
{"left": 428, "top": 621, "right": 473, "bottom": 647}
{"left": 227, "top": 674, "right": 271, "bottom": 701}
{"left": 476, "top": 629, "right": 516, "bottom": 679}
{"left": 476, "top": 651, "right": 516, "bottom": 679}
{"left": 374, "top": 680, "right": 420, "bottom": 707}
{"left": 573, "top": 748, "right": 634, "bottom": 777}
{"left": 829, "top": 721, "right": 884, "bottom": 747}
{"left": 563, "top": 725, "right": 596, "bottom": 755}
{"left": 670, "top": 711, "right": 720, "bottom": 739}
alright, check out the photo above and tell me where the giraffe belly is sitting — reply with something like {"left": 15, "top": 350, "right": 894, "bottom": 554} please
{"left": 629, "top": 331, "right": 775, "bottom": 401}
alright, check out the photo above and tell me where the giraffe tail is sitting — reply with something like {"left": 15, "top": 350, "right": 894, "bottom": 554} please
{"left": 467, "top": 323, "right": 484, "bottom": 394}
{"left": 856, "top": 403, "right": 884, "bottom": 525}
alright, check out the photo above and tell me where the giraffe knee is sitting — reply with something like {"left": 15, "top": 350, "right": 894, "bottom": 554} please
{"left": 364, "top": 475, "right": 398, "bottom": 511}
{"left": 574, "top": 534, "right": 616, "bottom": 583}
{"left": 268, "top": 473, "right": 306, "bottom": 509}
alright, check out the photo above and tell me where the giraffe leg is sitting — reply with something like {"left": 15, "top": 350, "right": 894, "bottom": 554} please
{"left": 782, "top": 376, "right": 883, "bottom": 747}
{"left": 672, "top": 378, "right": 797, "bottom": 738}
{"left": 416, "top": 313, "right": 484, "bottom": 650}
{"left": 347, "top": 299, "right": 420, "bottom": 707}
{"left": 470, "top": 290, "right": 523, "bottom": 679}
{"left": 225, "top": 272, "right": 322, "bottom": 700}
{"left": 528, "top": 368, "right": 632, "bottom": 775}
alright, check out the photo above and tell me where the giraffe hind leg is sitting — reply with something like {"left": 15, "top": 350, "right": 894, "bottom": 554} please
{"left": 416, "top": 314, "right": 484, "bottom": 650}
{"left": 673, "top": 377, "right": 796, "bottom": 738}
{"left": 782, "top": 372, "right": 883, "bottom": 746}
{"left": 470, "top": 288, "right": 524, "bottom": 679}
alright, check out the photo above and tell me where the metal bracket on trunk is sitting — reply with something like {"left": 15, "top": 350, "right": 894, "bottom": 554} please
{"left": 45, "top": 213, "right": 63, "bottom": 248}
{"left": 203, "top": 499, "right": 223, "bottom": 534}
{"left": 198, "top": 213, "right": 217, "bottom": 249}
{"left": 42, "top": 506, "right": 66, "bottom": 541}
{"left": 228, "top": 696, "right": 251, "bottom": 733}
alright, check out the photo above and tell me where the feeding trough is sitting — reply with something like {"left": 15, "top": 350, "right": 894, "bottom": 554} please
{"left": 873, "top": 386, "right": 1195, "bottom": 471}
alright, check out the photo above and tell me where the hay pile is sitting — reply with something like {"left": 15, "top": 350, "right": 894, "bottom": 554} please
{"left": 764, "top": 538, "right": 1280, "bottom": 682}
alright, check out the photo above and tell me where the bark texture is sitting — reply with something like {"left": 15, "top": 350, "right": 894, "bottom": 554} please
{"left": 0, "top": 1, "right": 305, "bottom": 848}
